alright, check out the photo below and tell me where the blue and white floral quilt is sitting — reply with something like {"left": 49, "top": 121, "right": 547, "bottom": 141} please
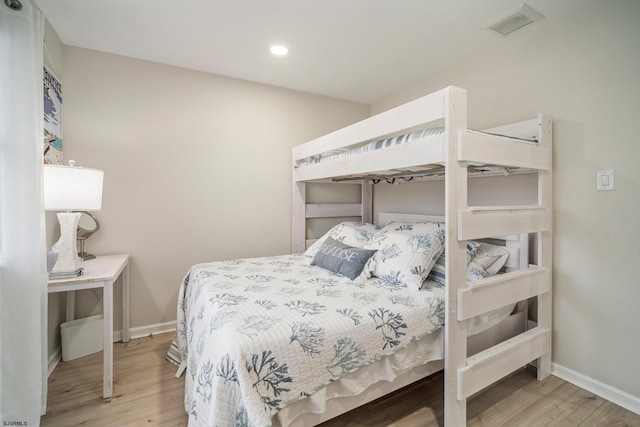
{"left": 171, "top": 254, "right": 445, "bottom": 427}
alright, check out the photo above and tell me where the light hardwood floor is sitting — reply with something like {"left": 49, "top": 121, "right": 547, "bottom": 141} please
{"left": 42, "top": 333, "right": 640, "bottom": 426}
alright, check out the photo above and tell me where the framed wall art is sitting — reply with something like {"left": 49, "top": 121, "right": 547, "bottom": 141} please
{"left": 43, "top": 65, "right": 63, "bottom": 164}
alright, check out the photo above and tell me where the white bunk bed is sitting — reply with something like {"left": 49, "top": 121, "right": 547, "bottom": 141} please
{"left": 167, "top": 86, "right": 551, "bottom": 427}
{"left": 291, "top": 86, "right": 553, "bottom": 425}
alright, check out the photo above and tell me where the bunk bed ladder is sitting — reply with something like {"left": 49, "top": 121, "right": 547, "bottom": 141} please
{"left": 444, "top": 89, "right": 553, "bottom": 425}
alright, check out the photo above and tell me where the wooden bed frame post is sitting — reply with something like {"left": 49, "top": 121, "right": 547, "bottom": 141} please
{"left": 361, "top": 180, "right": 373, "bottom": 223}
{"left": 292, "top": 181, "right": 306, "bottom": 254}
{"left": 443, "top": 86, "right": 469, "bottom": 426}
{"left": 536, "top": 115, "right": 553, "bottom": 380}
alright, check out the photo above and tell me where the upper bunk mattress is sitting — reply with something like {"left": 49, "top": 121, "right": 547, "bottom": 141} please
{"left": 294, "top": 127, "right": 538, "bottom": 181}
{"left": 296, "top": 127, "right": 445, "bottom": 167}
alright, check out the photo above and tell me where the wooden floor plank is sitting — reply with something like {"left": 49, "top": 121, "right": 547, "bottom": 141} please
{"left": 41, "top": 332, "right": 640, "bottom": 426}
{"left": 581, "top": 400, "right": 640, "bottom": 427}
{"left": 466, "top": 366, "right": 533, "bottom": 420}
{"left": 499, "top": 381, "right": 588, "bottom": 426}
{"left": 467, "top": 370, "right": 565, "bottom": 427}
{"left": 546, "top": 386, "right": 605, "bottom": 426}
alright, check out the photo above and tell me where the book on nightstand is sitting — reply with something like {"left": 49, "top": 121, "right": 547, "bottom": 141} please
{"left": 48, "top": 268, "right": 84, "bottom": 280}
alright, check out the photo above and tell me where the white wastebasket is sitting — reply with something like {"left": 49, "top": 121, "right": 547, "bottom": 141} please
{"left": 61, "top": 314, "right": 104, "bottom": 361}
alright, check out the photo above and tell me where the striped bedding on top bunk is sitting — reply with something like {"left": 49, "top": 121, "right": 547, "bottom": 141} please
{"left": 295, "top": 127, "right": 445, "bottom": 167}
{"left": 295, "top": 127, "right": 539, "bottom": 170}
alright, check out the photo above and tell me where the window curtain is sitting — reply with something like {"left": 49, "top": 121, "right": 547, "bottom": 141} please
{"left": 0, "top": 1, "right": 48, "bottom": 425}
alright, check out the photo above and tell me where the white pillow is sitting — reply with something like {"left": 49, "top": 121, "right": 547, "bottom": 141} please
{"left": 305, "top": 222, "right": 380, "bottom": 258}
{"left": 472, "top": 242, "right": 510, "bottom": 275}
{"left": 364, "top": 222, "right": 445, "bottom": 291}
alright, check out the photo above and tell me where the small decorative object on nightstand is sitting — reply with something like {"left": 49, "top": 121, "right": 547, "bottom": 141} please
{"left": 77, "top": 211, "right": 101, "bottom": 260}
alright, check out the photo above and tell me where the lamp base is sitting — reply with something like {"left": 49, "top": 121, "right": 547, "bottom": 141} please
{"left": 51, "top": 212, "right": 82, "bottom": 273}
{"left": 78, "top": 251, "right": 96, "bottom": 261}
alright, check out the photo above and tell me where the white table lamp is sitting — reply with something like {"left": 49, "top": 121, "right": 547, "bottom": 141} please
{"left": 44, "top": 160, "right": 104, "bottom": 273}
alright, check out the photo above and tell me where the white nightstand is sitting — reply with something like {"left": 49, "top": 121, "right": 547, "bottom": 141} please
{"left": 48, "top": 254, "right": 129, "bottom": 399}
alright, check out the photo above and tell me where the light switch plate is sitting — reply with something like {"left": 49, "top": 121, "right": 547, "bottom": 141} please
{"left": 597, "top": 170, "right": 614, "bottom": 191}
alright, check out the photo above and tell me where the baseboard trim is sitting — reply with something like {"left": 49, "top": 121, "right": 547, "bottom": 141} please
{"left": 48, "top": 346, "right": 61, "bottom": 377}
{"left": 552, "top": 363, "right": 640, "bottom": 415}
{"left": 113, "top": 320, "right": 177, "bottom": 342}
{"left": 48, "top": 321, "right": 177, "bottom": 377}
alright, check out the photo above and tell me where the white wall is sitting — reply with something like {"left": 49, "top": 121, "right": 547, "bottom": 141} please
{"left": 42, "top": 18, "right": 66, "bottom": 359}
{"left": 371, "top": 0, "right": 640, "bottom": 402}
{"left": 60, "top": 47, "right": 369, "bottom": 333}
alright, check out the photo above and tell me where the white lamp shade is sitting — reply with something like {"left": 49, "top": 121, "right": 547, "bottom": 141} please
{"left": 44, "top": 164, "right": 104, "bottom": 211}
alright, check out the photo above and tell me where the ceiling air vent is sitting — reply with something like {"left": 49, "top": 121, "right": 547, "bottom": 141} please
{"left": 489, "top": 3, "right": 544, "bottom": 36}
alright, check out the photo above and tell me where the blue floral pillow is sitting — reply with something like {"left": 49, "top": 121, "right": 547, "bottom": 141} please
{"left": 305, "top": 222, "right": 380, "bottom": 258}
{"left": 364, "top": 222, "right": 445, "bottom": 290}
{"left": 311, "top": 237, "right": 377, "bottom": 280}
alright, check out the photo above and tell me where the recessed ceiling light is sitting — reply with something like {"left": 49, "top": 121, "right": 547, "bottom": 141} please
{"left": 270, "top": 45, "right": 288, "bottom": 56}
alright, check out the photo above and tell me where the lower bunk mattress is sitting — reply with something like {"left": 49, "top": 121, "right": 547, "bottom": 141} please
{"left": 166, "top": 253, "right": 513, "bottom": 427}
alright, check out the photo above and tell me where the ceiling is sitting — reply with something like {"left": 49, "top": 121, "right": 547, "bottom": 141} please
{"left": 35, "top": 0, "right": 595, "bottom": 104}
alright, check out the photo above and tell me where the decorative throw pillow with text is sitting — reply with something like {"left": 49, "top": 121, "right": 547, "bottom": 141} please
{"left": 311, "top": 237, "right": 377, "bottom": 280}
